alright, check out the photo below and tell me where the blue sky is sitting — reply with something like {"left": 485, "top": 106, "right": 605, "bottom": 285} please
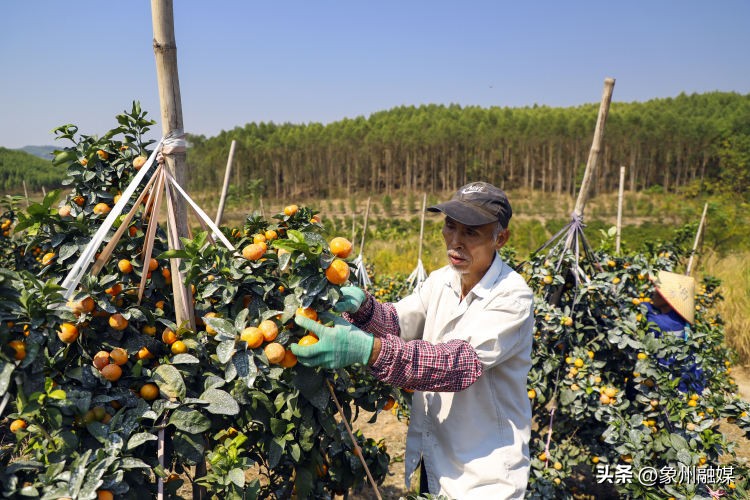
{"left": 2, "top": 1, "right": 749, "bottom": 149}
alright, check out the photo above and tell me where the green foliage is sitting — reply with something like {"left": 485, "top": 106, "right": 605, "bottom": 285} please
{"left": 522, "top": 234, "right": 750, "bottom": 498}
{"left": 0, "top": 147, "right": 64, "bottom": 193}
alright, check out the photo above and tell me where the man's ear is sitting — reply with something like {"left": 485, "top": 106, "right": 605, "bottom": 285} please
{"left": 496, "top": 229, "right": 510, "bottom": 249}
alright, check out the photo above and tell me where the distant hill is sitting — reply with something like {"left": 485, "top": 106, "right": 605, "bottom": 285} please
{"left": 18, "top": 145, "right": 56, "bottom": 160}
{"left": 0, "top": 147, "right": 64, "bottom": 193}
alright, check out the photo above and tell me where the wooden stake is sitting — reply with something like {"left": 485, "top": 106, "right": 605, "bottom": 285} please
{"left": 417, "top": 193, "right": 427, "bottom": 262}
{"left": 686, "top": 203, "right": 709, "bottom": 276}
{"left": 616, "top": 166, "right": 625, "bottom": 254}
{"left": 151, "top": 0, "right": 195, "bottom": 331}
{"left": 574, "top": 78, "right": 615, "bottom": 217}
{"left": 22, "top": 181, "right": 29, "bottom": 207}
{"left": 215, "top": 139, "right": 237, "bottom": 225}
{"left": 359, "top": 197, "right": 371, "bottom": 257}
{"left": 151, "top": 2, "right": 198, "bottom": 497}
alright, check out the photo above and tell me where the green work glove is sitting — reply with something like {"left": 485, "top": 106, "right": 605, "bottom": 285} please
{"left": 333, "top": 286, "right": 366, "bottom": 313}
{"left": 291, "top": 313, "right": 374, "bottom": 369}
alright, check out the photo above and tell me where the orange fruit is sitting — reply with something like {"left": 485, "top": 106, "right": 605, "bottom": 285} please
{"left": 96, "top": 150, "right": 109, "bottom": 160}
{"left": 80, "top": 297, "right": 95, "bottom": 313}
{"left": 58, "top": 323, "right": 80, "bottom": 343}
{"left": 204, "top": 312, "right": 219, "bottom": 335}
{"left": 100, "top": 364, "right": 122, "bottom": 382}
{"left": 329, "top": 237, "right": 353, "bottom": 259}
{"left": 171, "top": 340, "right": 187, "bottom": 354}
{"left": 280, "top": 349, "right": 298, "bottom": 368}
{"left": 283, "top": 204, "right": 299, "bottom": 216}
{"left": 258, "top": 320, "right": 279, "bottom": 342}
{"left": 58, "top": 205, "right": 72, "bottom": 217}
{"left": 382, "top": 397, "right": 396, "bottom": 411}
{"left": 155, "top": 300, "right": 165, "bottom": 310}
{"left": 10, "top": 419, "right": 27, "bottom": 433}
{"left": 133, "top": 156, "right": 147, "bottom": 170}
{"left": 139, "top": 383, "right": 159, "bottom": 401}
{"left": 109, "top": 347, "right": 128, "bottom": 366}
{"left": 113, "top": 193, "right": 122, "bottom": 205}
{"left": 97, "top": 491, "right": 114, "bottom": 500}
{"left": 106, "top": 283, "right": 123, "bottom": 296}
{"left": 109, "top": 314, "right": 128, "bottom": 331}
{"left": 325, "top": 259, "right": 350, "bottom": 285}
{"left": 297, "top": 334, "right": 319, "bottom": 346}
{"left": 8, "top": 340, "right": 26, "bottom": 360}
{"left": 93, "top": 351, "right": 111, "bottom": 370}
{"left": 241, "top": 327, "right": 264, "bottom": 349}
{"left": 41, "top": 252, "right": 55, "bottom": 265}
{"left": 264, "top": 229, "right": 278, "bottom": 241}
{"left": 136, "top": 346, "right": 154, "bottom": 360}
{"left": 162, "top": 328, "right": 178, "bottom": 345}
{"left": 264, "top": 342, "right": 286, "bottom": 364}
{"left": 73, "top": 195, "right": 85, "bottom": 206}
{"left": 161, "top": 268, "right": 171, "bottom": 281}
{"left": 253, "top": 233, "right": 267, "bottom": 244}
{"left": 148, "top": 258, "right": 159, "bottom": 271}
{"left": 242, "top": 243, "right": 267, "bottom": 261}
{"left": 296, "top": 307, "right": 318, "bottom": 321}
{"left": 142, "top": 325, "right": 157, "bottom": 336}
{"left": 118, "top": 259, "right": 134, "bottom": 274}
{"left": 93, "top": 203, "right": 111, "bottom": 215}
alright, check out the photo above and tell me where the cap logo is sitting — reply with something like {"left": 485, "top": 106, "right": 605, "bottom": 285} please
{"left": 461, "top": 184, "right": 486, "bottom": 194}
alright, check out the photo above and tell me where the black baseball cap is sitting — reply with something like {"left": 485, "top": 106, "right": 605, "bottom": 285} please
{"left": 428, "top": 182, "right": 512, "bottom": 227}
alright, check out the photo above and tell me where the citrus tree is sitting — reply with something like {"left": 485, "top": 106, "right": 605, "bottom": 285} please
{"left": 522, "top": 233, "right": 750, "bottom": 499}
{"left": 0, "top": 104, "right": 397, "bottom": 499}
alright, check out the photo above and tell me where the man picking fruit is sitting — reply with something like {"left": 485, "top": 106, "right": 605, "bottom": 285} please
{"left": 292, "top": 182, "right": 534, "bottom": 499}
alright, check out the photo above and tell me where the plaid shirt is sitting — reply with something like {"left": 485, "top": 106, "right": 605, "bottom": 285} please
{"left": 344, "top": 292, "right": 483, "bottom": 392}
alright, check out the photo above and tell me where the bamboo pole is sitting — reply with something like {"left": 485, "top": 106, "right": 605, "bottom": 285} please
{"left": 215, "top": 140, "right": 237, "bottom": 225}
{"left": 686, "top": 203, "right": 709, "bottom": 276}
{"left": 573, "top": 78, "right": 616, "bottom": 217}
{"left": 151, "top": 0, "right": 194, "bottom": 330}
{"left": 22, "top": 181, "right": 29, "bottom": 207}
{"left": 358, "top": 197, "right": 371, "bottom": 257}
{"left": 417, "top": 193, "right": 427, "bottom": 262}
{"left": 151, "top": 1, "right": 199, "bottom": 498}
{"left": 616, "top": 166, "right": 625, "bottom": 254}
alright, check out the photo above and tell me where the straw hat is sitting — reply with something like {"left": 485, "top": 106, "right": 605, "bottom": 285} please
{"left": 655, "top": 271, "right": 696, "bottom": 324}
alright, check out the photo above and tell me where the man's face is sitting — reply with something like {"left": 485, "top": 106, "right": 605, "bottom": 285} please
{"left": 441, "top": 217, "right": 508, "bottom": 278}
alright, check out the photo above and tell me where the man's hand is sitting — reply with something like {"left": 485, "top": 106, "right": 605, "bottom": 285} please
{"left": 291, "top": 313, "right": 374, "bottom": 369}
{"left": 333, "top": 286, "right": 366, "bottom": 313}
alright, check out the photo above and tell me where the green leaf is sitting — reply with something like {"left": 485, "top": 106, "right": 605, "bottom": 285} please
{"left": 48, "top": 389, "right": 67, "bottom": 400}
{"left": 234, "top": 308, "right": 250, "bottom": 331}
{"left": 228, "top": 468, "right": 245, "bottom": 488}
{"left": 121, "top": 457, "right": 151, "bottom": 469}
{"left": 270, "top": 418, "right": 289, "bottom": 436}
{"left": 127, "top": 432, "right": 158, "bottom": 450}
{"left": 217, "top": 340, "right": 236, "bottom": 364}
{"left": 293, "top": 367, "right": 329, "bottom": 410}
{"left": 153, "top": 365, "right": 186, "bottom": 400}
{"left": 199, "top": 388, "right": 240, "bottom": 415}
{"left": 58, "top": 242, "right": 78, "bottom": 262}
{"left": 156, "top": 249, "right": 190, "bottom": 260}
{"left": 172, "top": 431, "right": 205, "bottom": 465}
{"left": 205, "top": 317, "right": 237, "bottom": 340}
{"left": 169, "top": 407, "right": 211, "bottom": 433}
{"left": 0, "top": 361, "right": 14, "bottom": 393}
{"left": 670, "top": 433, "right": 689, "bottom": 451}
